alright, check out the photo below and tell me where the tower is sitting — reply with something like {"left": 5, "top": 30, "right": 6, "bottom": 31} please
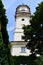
{"left": 11, "top": 5, "right": 31, "bottom": 56}
{"left": 14, "top": 5, "right": 31, "bottom": 41}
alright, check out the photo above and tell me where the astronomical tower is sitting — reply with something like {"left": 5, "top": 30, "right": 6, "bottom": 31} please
{"left": 11, "top": 4, "right": 31, "bottom": 56}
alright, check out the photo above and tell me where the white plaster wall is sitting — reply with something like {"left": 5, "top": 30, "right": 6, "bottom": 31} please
{"left": 14, "top": 17, "right": 30, "bottom": 41}
{"left": 14, "top": 28, "right": 23, "bottom": 32}
{"left": 14, "top": 32, "right": 24, "bottom": 41}
{"left": 11, "top": 45, "right": 30, "bottom": 56}
{"left": 15, "top": 17, "right": 30, "bottom": 28}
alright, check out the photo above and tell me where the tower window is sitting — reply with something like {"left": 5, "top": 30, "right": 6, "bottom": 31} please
{"left": 21, "top": 47, "right": 26, "bottom": 53}
{"left": 22, "top": 19, "right": 25, "bottom": 21}
{"left": 21, "top": 9, "right": 25, "bottom": 11}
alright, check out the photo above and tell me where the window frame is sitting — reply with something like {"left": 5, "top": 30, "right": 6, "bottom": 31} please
{"left": 21, "top": 47, "right": 26, "bottom": 53}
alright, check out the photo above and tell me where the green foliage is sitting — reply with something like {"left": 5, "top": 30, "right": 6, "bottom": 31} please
{"left": 0, "top": 26, "right": 10, "bottom": 65}
{"left": 0, "top": 32, "right": 3, "bottom": 45}
{"left": 0, "top": 0, "right": 9, "bottom": 44}
{"left": 23, "top": 2, "right": 43, "bottom": 57}
{"left": 10, "top": 56, "right": 43, "bottom": 65}
{"left": 0, "top": 0, "right": 10, "bottom": 65}
{"left": 10, "top": 56, "right": 38, "bottom": 65}
{"left": 35, "top": 56, "right": 43, "bottom": 65}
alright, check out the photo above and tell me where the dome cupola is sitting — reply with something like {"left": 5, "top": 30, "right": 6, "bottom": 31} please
{"left": 15, "top": 5, "right": 31, "bottom": 18}
{"left": 16, "top": 5, "right": 30, "bottom": 13}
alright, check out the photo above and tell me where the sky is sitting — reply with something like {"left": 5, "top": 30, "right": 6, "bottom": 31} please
{"left": 2, "top": 0, "right": 43, "bottom": 41}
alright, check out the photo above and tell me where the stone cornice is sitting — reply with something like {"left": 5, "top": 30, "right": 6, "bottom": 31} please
{"left": 10, "top": 41, "right": 28, "bottom": 46}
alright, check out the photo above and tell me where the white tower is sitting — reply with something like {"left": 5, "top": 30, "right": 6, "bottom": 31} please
{"left": 11, "top": 5, "right": 31, "bottom": 56}
{"left": 14, "top": 5, "right": 31, "bottom": 41}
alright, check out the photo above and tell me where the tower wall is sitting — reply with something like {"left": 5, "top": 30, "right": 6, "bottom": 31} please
{"left": 11, "top": 41, "right": 30, "bottom": 56}
{"left": 14, "top": 16, "right": 31, "bottom": 41}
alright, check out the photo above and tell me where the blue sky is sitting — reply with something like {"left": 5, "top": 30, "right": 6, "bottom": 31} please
{"left": 2, "top": 0, "right": 43, "bottom": 41}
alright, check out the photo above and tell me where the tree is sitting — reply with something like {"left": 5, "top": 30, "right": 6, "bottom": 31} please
{"left": 22, "top": 2, "right": 43, "bottom": 58}
{"left": 0, "top": 0, "right": 10, "bottom": 65}
{"left": 35, "top": 56, "right": 43, "bottom": 65}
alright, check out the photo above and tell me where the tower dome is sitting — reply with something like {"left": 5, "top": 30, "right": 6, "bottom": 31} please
{"left": 15, "top": 5, "right": 31, "bottom": 19}
{"left": 16, "top": 5, "right": 30, "bottom": 13}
